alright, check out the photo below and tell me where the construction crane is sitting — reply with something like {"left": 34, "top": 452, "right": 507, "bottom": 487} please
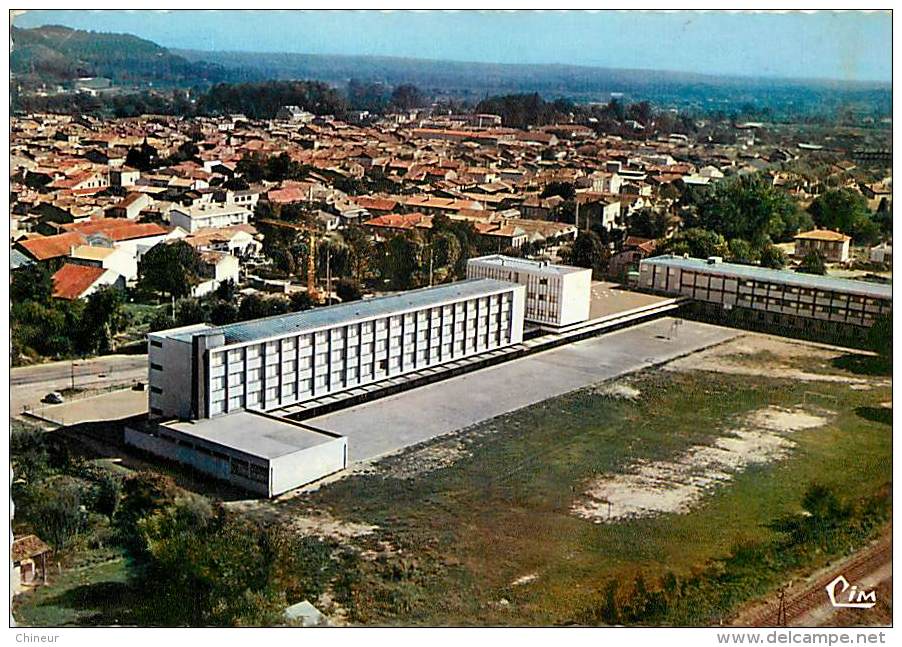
{"left": 256, "top": 218, "right": 322, "bottom": 301}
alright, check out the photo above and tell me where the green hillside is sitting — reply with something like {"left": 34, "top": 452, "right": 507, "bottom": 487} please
{"left": 10, "top": 25, "right": 247, "bottom": 88}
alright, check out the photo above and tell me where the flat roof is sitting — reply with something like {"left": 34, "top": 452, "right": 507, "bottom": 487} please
{"left": 165, "top": 278, "right": 521, "bottom": 345}
{"left": 642, "top": 255, "right": 893, "bottom": 299}
{"left": 163, "top": 411, "right": 338, "bottom": 460}
{"left": 469, "top": 254, "right": 590, "bottom": 276}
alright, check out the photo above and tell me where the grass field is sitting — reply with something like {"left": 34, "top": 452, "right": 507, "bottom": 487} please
{"left": 13, "top": 549, "right": 135, "bottom": 627}
{"left": 291, "top": 337, "right": 892, "bottom": 626}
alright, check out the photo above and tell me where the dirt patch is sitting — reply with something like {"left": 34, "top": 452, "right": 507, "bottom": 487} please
{"left": 666, "top": 335, "right": 868, "bottom": 384}
{"left": 597, "top": 382, "right": 642, "bottom": 400}
{"left": 226, "top": 501, "right": 377, "bottom": 541}
{"left": 573, "top": 406, "right": 831, "bottom": 523}
{"left": 511, "top": 573, "right": 538, "bottom": 587}
{"left": 384, "top": 441, "right": 471, "bottom": 480}
{"left": 285, "top": 510, "right": 378, "bottom": 540}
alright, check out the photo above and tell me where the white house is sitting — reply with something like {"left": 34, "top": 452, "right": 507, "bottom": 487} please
{"left": 191, "top": 251, "right": 241, "bottom": 297}
{"left": 69, "top": 244, "right": 139, "bottom": 283}
{"left": 169, "top": 203, "right": 253, "bottom": 233}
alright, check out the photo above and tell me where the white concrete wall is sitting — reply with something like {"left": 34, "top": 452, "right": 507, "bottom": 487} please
{"left": 270, "top": 435, "right": 347, "bottom": 496}
{"left": 559, "top": 269, "right": 592, "bottom": 326}
{"left": 148, "top": 327, "right": 205, "bottom": 419}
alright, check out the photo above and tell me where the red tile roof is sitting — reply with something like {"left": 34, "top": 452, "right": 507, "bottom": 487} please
{"left": 17, "top": 232, "right": 88, "bottom": 261}
{"left": 61, "top": 218, "right": 169, "bottom": 241}
{"left": 354, "top": 196, "right": 398, "bottom": 212}
{"left": 267, "top": 186, "right": 308, "bottom": 204}
{"left": 363, "top": 212, "right": 432, "bottom": 230}
{"left": 52, "top": 263, "right": 107, "bottom": 300}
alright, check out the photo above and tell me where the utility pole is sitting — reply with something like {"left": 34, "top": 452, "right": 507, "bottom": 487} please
{"left": 325, "top": 245, "right": 332, "bottom": 305}
{"left": 428, "top": 242, "right": 434, "bottom": 287}
{"left": 71, "top": 360, "right": 75, "bottom": 391}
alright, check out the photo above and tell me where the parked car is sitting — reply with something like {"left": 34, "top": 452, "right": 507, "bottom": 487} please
{"left": 42, "top": 392, "right": 64, "bottom": 404}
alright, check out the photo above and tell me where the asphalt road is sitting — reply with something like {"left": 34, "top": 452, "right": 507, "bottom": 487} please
{"left": 10, "top": 354, "right": 148, "bottom": 416}
{"left": 309, "top": 318, "right": 738, "bottom": 462}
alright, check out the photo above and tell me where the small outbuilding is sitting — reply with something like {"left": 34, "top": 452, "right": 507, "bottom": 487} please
{"left": 12, "top": 534, "right": 52, "bottom": 592}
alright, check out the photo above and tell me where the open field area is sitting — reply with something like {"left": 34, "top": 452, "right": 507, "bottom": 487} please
{"left": 253, "top": 332, "right": 892, "bottom": 626}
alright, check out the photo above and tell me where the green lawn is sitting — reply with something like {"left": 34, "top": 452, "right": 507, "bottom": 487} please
{"left": 13, "top": 549, "right": 137, "bottom": 627}
{"left": 299, "top": 362, "right": 892, "bottom": 626}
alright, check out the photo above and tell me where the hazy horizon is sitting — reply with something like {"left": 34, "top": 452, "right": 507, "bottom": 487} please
{"left": 12, "top": 9, "right": 892, "bottom": 84}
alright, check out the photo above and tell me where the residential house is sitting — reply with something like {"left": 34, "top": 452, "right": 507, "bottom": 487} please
{"left": 192, "top": 251, "right": 241, "bottom": 297}
{"left": 16, "top": 231, "right": 89, "bottom": 269}
{"left": 51, "top": 262, "right": 124, "bottom": 300}
{"left": 68, "top": 244, "right": 139, "bottom": 283}
{"left": 105, "top": 192, "right": 154, "bottom": 220}
{"left": 794, "top": 229, "right": 852, "bottom": 263}
{"left": 169, "top": 203, "right": 253, "bottom": 233}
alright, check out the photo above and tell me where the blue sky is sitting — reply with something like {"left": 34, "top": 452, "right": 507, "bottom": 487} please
{"left": 13, "top": 10, "right": 892, "bottom": 83}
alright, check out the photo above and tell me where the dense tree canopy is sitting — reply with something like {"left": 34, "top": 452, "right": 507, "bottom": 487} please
{"left": 684, "top": 175, "right": 811, "bottom": 245}
{"left": 658, "top": 228, "right": 729, "bottom": 259}
{"left": 564, "top": 231, "right": 610, "bottom": 279}
{"left": 139, "top": 241, "right": 203, "bottom": 299}
{"left": 198, "top": 80, "right": 348, "bottom": 119}
{"left": 808, "top": 188, "right": 880, "bottom": 244}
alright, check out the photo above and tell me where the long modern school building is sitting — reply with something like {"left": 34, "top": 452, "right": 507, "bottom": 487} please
{"left": 466, "top": 255, "right": 591, "bottom": 327}
{"left": 148, "top": 278, "right": 526, "bottom": 421}
{"left": 637, "top": 255, "right": 892, "bottom": 334}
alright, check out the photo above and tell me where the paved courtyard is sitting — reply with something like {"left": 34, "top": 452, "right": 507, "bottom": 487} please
{"left": 308, "top": 317, "right": 738, "bottom": 462}
{"left": 26, "top": 388, "right": 148, "bottom": 426}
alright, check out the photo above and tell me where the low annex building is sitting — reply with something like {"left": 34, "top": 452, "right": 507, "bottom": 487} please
{"left": 466, "top": 255, "right": 591, "bottom": 327}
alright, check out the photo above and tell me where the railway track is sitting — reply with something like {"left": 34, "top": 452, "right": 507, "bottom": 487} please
{"left": 737, "top": 535, "right": 892, "bottom": 627}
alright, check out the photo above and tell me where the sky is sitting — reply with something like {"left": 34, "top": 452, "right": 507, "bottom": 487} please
{"left": 12, "top": 9, "right": 892, "bottom": 83}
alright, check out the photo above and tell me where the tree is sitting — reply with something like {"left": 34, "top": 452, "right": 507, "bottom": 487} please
{"left": 237, "top": 294, "right": 289, "bottom": 322}
{"left": 34, "top": 478, "right": 84, "bottom": 550}
{"left": 214, "top": 279, "right": 237, "bottom": 302}
{"left": 867, "top": 313, "right": 892, "bottom": 361}
{"left": 759, "top": 244, "right": 787, "bottom": 269}
{"left": 541, "top": 182, "right": 576, "bottom": 200}
{"left": 76, "top": 285, "right": 125, "bottom": 354}
{"left": 175, "top": 298, "right": 208, "bottom": 327}
{"left": 565, "top": 231, "right": 610, "bottom": 279}
{"left": 380, "top": 232, "right": 425, "bottom": 290}
{"left": 95, "top": 473, "right": 121, "bottom": 521}
{"left": 798, "top": 248, "right": 827, "bottom": 275}
{"left": 627, "top": 209, "right": 669, "bottom": 239}
{"left": 115, "top": 471, "right": 180, "bottom": 551}
{"left": 685, "top": 175, "right": 809, "bottom": 245}
{"left": 658, "top": 228, "right": 729, "bottom": 259}
{"left": 389, "top": 84, "right": 425, "bottom": 112}
{"left": 727, "top": 238, "right": 757, "bottom": 265}
{"left": 342, "top": 226, "right": 374, "bottom": 283}
{"left": 808, "top": 188, "right": 871, "bottom": 238}
{"left": 289, "top": 291, "right": 317, "bottom": 312}
{"left": 236, "top": 153, "right": 266, "bottom": 184}
{"left": 139, "top": 241, "right": 203, "bottom": 299}
{"left": 209, "top": 300, "right": 239, "bottom": 325}
{"left": 11, "top": 264, "right": 53, "bottom": 304}
{"left": 335, "top": 278, "right": 362, "bottom": 302}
